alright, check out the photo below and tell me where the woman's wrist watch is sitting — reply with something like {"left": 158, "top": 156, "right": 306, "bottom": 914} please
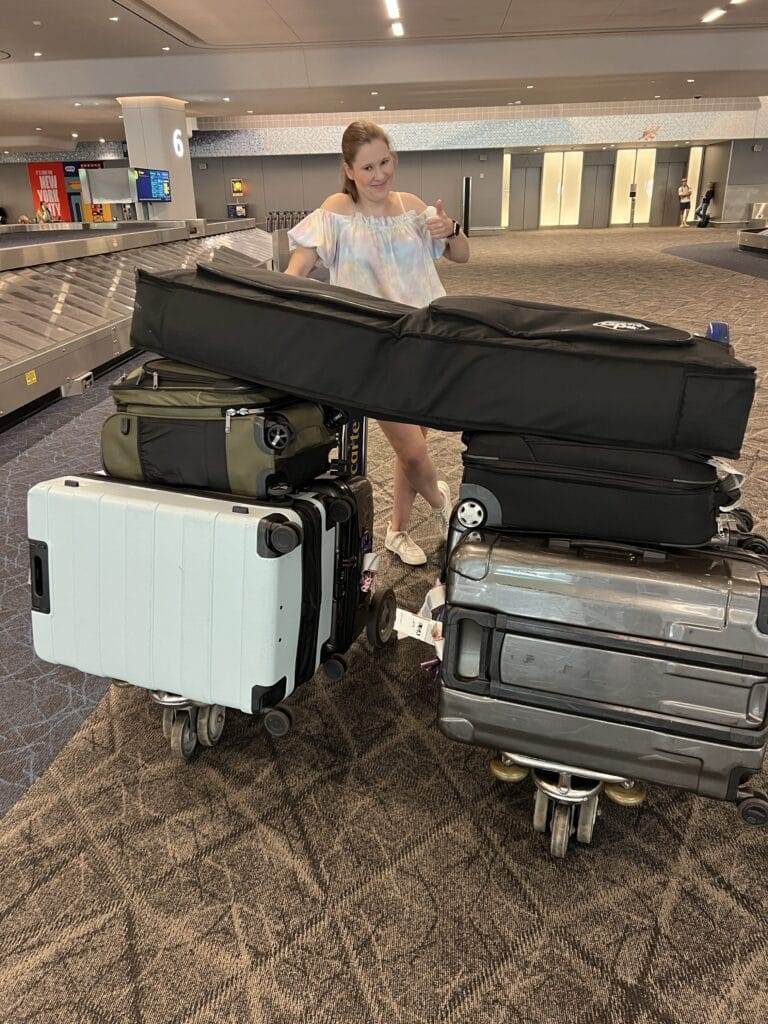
{"left": 448, "top": 219, "right": 461, "bottom": 238}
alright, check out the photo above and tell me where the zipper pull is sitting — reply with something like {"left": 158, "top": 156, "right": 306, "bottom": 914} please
{"left": 225, "top": 408, "right": 236, "bottom": 433}
{"left": 151, "top": 371, "right": 159, "bottom": 390}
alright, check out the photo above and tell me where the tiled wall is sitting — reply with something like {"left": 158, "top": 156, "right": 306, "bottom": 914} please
{"left": 0, "top": 142, "right": 124, "bottom": 165}
{"left": 189, "top": 98, "right": 768, "bottom": 158}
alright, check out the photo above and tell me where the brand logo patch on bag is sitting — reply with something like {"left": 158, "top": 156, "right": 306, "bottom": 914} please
{"left": 593, "top": 320, "right": 650, "bottom": 332}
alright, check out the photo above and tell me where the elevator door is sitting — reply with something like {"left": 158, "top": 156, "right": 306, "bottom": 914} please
{"left": 579, "top": 164, "right": 614, "bottom": 228}
{"left": 650, "top": 161, "right": 687, "bottom": 226}
{"left": 508, "top": 166, "right": 541, "bottom": 230}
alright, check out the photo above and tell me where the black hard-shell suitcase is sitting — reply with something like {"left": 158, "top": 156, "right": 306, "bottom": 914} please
{"left": 439, "top": 530, "right": 768, "bottom": 802}
{"left": 458, "top": 433, "right": 740, "bottom": 546}
{"left": 130, "top": 256, "right": 755, "bottom": 457}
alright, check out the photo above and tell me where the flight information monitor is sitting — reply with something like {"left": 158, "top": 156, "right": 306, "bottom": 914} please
{"left": 134, "top": 168, "right": 172, "bottom": 202}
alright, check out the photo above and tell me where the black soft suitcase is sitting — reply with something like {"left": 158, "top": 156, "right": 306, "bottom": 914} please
{"left": 130, "top": 257, "right": 755, "bottom": 457}
{"left": 458, "top": 433, "right": 740, "bottom": 546}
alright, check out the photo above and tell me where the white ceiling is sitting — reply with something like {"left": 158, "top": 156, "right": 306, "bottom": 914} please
{"left": 0, "top": 1, "right": 767, "bottom": 142}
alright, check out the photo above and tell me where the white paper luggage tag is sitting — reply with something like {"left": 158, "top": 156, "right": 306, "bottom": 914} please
{"left": 394, "top": 608, "right": 443, "bottom": 645}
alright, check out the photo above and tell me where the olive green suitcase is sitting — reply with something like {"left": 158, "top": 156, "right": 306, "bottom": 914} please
{"left": 102, "top": 358, "right": 337, "bottom": 497}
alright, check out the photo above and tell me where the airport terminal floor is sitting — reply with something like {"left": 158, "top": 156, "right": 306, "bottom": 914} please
{"left": 1, "top": 226, "right": 767, "bottom": 1024}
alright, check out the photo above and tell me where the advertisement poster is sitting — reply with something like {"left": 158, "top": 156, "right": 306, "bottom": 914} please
{"left": 27, "top": 162, "right": 71, "bottom": 221}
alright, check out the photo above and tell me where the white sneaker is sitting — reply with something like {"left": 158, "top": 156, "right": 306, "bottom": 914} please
{"left": 385, "top": 525, "right": 427, "bottom": 566}
{"left": 433, "top": 480, "right": 452, "bottom": 532}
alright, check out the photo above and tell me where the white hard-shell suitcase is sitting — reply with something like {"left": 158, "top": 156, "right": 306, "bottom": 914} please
{"left": 28, "top": 474, "right": 392, "bottom": 756}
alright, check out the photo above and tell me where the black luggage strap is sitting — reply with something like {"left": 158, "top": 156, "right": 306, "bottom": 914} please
{"left": 291, "top": 498, "right": 324, "bottom": 686}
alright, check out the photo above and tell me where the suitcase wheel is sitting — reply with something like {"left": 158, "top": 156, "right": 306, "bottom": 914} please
{"left": 740, "top": 534, "right": 768, "bottom": 556}
{"left": 197, "top": 704, "right": 226, "bottom": 747}
{"left": 263, "top": 706, "right": 294, "bottom": 739}
{"left": 323, "top": 654, "right": 348, "bottom": 681}
{"left": 456, "top": 499, "right": 487, "bottom": 530}
{"left": 489, "top": 755, "right": 529, "bottom": 785}
{"left": 737, "top": 795, "right": 768, "bottom": 828}
{"left": 264, "top": 420, "right": 295, "bottom": 451}
{"left": 603, "top": 780, "right": 647, "bottom": 807}
{"left": 549, "top": 803, "right": 574, "bottom": 859}
{"left": 367, "top": 588, "right": 396, "bottom": 649}
{"left": 170, "top": 709, "right": 198, "bottom": 762}
{"left": 730, "top": 508, "right": 755, "bottom": 534}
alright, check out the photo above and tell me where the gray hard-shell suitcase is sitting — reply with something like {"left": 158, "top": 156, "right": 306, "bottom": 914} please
{"left": 102, "top": 358, "right": 338, "bottom": 498}
{"left": 439, "top": 531, "right": 768, "bottom": 802}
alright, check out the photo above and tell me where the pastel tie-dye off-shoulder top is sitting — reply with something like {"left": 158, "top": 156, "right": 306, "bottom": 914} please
{"left": 288, "top": 196, "right": 446, "bottom": 308}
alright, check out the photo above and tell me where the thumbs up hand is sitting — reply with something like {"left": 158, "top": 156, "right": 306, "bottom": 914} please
{"left": 425, "top": 198, "right": 456, "bottom": 239}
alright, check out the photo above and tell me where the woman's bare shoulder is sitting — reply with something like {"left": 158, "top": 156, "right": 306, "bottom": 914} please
{"left": 398, "top": 192, "right": 427, "bottom": 213}
{"left": 321, "top": 193, "right": 354, "bottom": 214}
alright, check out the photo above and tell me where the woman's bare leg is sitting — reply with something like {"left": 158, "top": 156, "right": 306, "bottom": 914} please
{"left": 378, "top": 421, "right": 442, "bottom": 532}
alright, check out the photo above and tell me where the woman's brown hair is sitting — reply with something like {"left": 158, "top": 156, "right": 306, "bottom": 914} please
{"left": 340, "top": 120, "right": 395, "bottom": 203}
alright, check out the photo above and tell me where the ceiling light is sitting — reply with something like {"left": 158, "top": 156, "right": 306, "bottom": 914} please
{"left": 526, "top": 84, "right": 534, "bottom": 89}
{"left": 118, "top": 114, "right": 123, "bottom": 119}
{"left": 3, "top": 151, "right": 8, "bottom": 155}
{"left": 71, "top": 132, "right": 78, "bottom": 138}
{"left": 384, "top": 0, "right": 400, "bottom": 18}
{"left": 515, "top": 99, "right": 522, "bottom": 104}
{"left": 654, "top": 94, "right": 661, "bottom": 99}
{"left": 223, "top": 96, "right": 230, "bottom": 102}
{"left": 99, "top": 137, "right": 106, "bottom": 143}
{"left": 729, "top": 1, "right": 748, "bottom": 5}
{"left": 391, "top": 21, "right": 404, "bottom": 36}
{"left": 74, "top": 102, "right": 82, "bottom": 107}
{"left": 687, "top": 78, "right": 695, "bottom": 83}
{"left": 371, "top": 91, "right": 378, "bottom": 96}
{"left": 33, "top": 51, "right": 42, "bottom": 57}
{"left": 379, "top": 105, "right": 386, "bottom": 110}
{"left": 247, "top": 109, "right": 254, "bottom": 114}
{"left": 162, "top": 46, "right": 170, "bottom": 52}
{"left": 701, "top": 7, "right": 727, "bottom": 22}
{"left": 35, "top": 127, "right": 42, "bottom": 131}
{"left": 109, "top": 15, "right": 119, "bottom": 21}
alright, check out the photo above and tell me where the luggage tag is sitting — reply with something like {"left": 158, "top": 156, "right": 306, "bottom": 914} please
{"left": 395, "top": 581, "right": 446, "bottom": 661}
{"left": 360, "top": 551, "right": 381, "bottom": 594}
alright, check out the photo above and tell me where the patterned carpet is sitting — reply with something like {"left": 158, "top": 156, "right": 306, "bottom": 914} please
{"left": 1, "top": 227, "right": 768, "bottom": 1024}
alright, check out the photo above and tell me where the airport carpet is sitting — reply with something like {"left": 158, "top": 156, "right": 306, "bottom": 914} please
{"left": 1, "top": 227, "right": 768, "bottom": 1024}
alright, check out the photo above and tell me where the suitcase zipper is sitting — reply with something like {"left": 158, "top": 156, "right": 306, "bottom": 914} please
{"left": 225, "top": 407, "right": 263, "bottom": 433}
{"left": 463, "top": 455, "right": 711, "bottom": 492}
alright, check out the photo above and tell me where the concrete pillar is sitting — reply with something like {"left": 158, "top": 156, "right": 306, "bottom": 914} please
{"left": 117, "top": 95, "right": 196, "bottom": 220}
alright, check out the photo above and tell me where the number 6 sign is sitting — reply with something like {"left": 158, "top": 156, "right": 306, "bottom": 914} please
{"left": 172, "top": 128, "right": 184, "bottom": 158}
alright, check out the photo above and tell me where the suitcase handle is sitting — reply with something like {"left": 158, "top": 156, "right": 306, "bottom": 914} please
{"left": 29, "top": 540, "right": 50, "bottom": 613}
{"left": 547, "top": 537, "right": 667, "bottom": 563}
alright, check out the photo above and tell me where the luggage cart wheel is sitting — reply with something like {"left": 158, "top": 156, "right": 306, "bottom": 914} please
{"left": 741, "top": 535, "right": 768, "bottom": 556}
{"left": 549, "top": 803, "right": 573, "bottom": 859}
{"left": 367, "top": 588, "right": 396, "bottom": 648}
{"left": 489, "top": 756, "right": 529, "bottom": 784}
{"left": 265, "top": 421, "right": 295, "bottom": 451}
{"left": 737, "top": 795, "right": 768, "bottom": 828}
{"left": 170, "top": 711, "right": 198, "bottom": 761}
{"left": 604, "top": 780, "right": 647, "bottom": 807}
{"left": 162, "top": 707, "right": 176, "bottom": 740}
{"left": 111, "top": 678, "right": 132, "bottom": 689}
{"left": 263, "top": 706, "right": 293, "bottom": 739}
{"left": 197, "top": 704, "right": 226, "bottom": 747}
{"left": 456, "top": 499, "right": 487, "bottom": 530}
{"left": 323, "top": 654, "right": 348, "bottom": 681}
{"left": 731, "top": 508, "right": 755, "bottom": 534}
{"left": 576, "top": 795, "right": 600, "bottom": 845}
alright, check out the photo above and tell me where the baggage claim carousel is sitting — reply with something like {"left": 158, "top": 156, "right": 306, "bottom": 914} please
{"left": 0, "top": 219, "right": 274, "bottom": 424}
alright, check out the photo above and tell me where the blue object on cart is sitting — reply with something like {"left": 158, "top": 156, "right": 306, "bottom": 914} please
{"left": 706, "top": 321, "right": 730, "bottom": 345}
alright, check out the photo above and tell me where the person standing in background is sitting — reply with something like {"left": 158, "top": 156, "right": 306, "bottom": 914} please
{"left": 678, "top": 178, "right": 693, "bottom": 226}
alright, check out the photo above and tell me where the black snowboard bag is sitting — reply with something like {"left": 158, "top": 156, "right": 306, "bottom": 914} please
{"left": 458, "top": 433, "right": 741, "bottom": 547}
{"left": 129, "top": 258, "right": 755, "bottom": 458}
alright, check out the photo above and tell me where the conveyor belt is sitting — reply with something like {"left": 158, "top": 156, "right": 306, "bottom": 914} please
{"left": 0, "top": 226, "right": 274, "bottom": 420}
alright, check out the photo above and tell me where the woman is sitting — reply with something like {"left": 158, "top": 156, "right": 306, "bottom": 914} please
{"left": 286, "top": 120, "right": 470, "bottom": 566}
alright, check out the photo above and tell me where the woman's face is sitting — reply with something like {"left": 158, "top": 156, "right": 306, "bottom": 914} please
{"left": 345, "top": 138, "right": 395, "bottom": 203}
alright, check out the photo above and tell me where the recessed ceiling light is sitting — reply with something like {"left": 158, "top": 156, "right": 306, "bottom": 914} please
{"left": 71, "top": 132, "right": 78, "bottom": 138}
{"left": 247, "top": 109, "right": 254, "bottom": 114}
{"left": 379, "top": 105, "right": 386, "bottom": 110}
{"left": 371, "top": 91, "right": 379, "bottom": 96}
{"left": 118, "top": 114, "right": 123, "bottom": 119}
{"left": 3, "top": 151, "right": 8, "bottom": 155}
{"left": 74, "top": 102, "right": 82, "bottom": 107}
{"left": 109, "top": 15, "right": 119, "bottom": 21}
{"left": 384, "top": 0, "right": 400, "bottom": 17}
{"left": 526, "top": 84, "right": 534, "bottom": 89}
{"left": 32, "top": 21, "right": 41, "bottom": 27}
{"left": 687, "top": 78, "right": 695, "bottom": 83}
{"left": 99, "top": 137, "right": 106, "bottom": 143}
{"left": 223, "top": 97, "right": 230, "bottom": 102}
{"left": 162, "top": 46, "right": 170, "bottom": 52}
{"left": 35, "top": 127, "right": 42, "bottom": 131}
{"left": 391, "top": 21, "right": 404, "bottom": 36}
{"left": 33, "top": 51, "right": 42, "bottom": 57}
{"left": 654, "top": 94, "right": 661, "bottom": 99}
{"left": 701, "top": 7, "right": 726, "bottom": 22}
{"left": 515, "top": 99, "right": 522, "bottom": 104}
